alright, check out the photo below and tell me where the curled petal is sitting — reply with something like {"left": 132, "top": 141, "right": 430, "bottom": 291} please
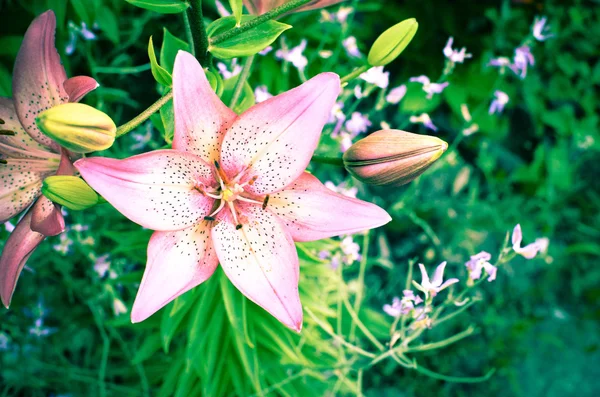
{"left": 131, "top": 223, "right": 219, "bottom": 322}
{"left": 269, "top": 173, "right": 391, "bottom": 241}
{"left": 514, "top": 243, "right": 540, "bottom": 259}
{"left": 418, "top": 263, "right": 430, "bottom": 286}
{"left": 0, "top": 209, "right": 45, "bottom": 307}
{"left": 173, "top": 51, "right": 236, "bottom": 163}
{"left": 512, "top": 224, "right": 522, "bottom": 247}
{"left": 13, "top": 10, "right": 67, "bottom": 152}
{"left": 431, "top": 261, "right": 448, "bottom": 287}
{"left": 212, "top": 204, "right": 302, "bottom": 331}
{"left": 63, "top": 76, "right": 99, "bottom": 103}
{"left": 30, "top": 196, "right": 65, "bottom": 236}
{"left": 75, "top": 150, "right": 216, "bottom": 231}
{"left": 220, "top": 73, "right": 340, "bottom": 195}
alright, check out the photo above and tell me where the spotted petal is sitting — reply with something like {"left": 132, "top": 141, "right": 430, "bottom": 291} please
{"left": 173, "top": 51, "right": 236, "bottom": 163}
{"left": 212, "top": 204, "right": 302, "bottom": 331}
{"left": 220, "top": 72, "right": 340, "bottom": 195}
{"left": 75, "top": 150, "right": 215, "bottom": 231}
{"left": 269, "top": 173, "right": 391, "bottom": 241}
{"left": 13, "top": 10, "right": 68, "bottom": 152}
{"left": 0, "top": 209, "right": 45, "bottom": 307}
{"left": 243, "top": 0, "right": 345, "bottom": 14}
{"left": 63, "top": 76, "right": 99, "bottom": 103}
{"left": 131, "top": 223, "right": 219, "bottom": 322}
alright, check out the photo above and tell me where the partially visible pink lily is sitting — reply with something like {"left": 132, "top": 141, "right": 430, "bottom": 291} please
{"left": 244, "top": 0, "right": 345, "bottom": 15}
{"left": 0, "top": 10, "right": 98, "bottom": 307}
{"left": 76, "top": 51, "right": 390, "bottom": 331}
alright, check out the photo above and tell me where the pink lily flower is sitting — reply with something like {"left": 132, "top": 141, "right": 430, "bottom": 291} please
{"left": 0, "top": 10, "right": 98, "bottom": 307}
{"left": 76, "top": 51, "right": 390, "bottom": 331}
{"left": 244, "top": 0, "right": 345, "bottom": 15}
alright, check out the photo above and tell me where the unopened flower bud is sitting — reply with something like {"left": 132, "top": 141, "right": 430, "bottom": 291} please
{"left": 42, "top": 175, "right": 99, "bottom": 210}
{"left": 368, "top": 18, "right": 418, "bottom": 67}
{"left": 343, "top": 130, "right": 447, "bottom": 186}
{"left": 36, "top": 103, "right": 116, "bottom": 153}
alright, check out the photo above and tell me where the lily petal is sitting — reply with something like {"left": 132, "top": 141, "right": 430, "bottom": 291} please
{"left": 63, "top": 76, "right": 99, "bottom": 103}
{"left": 0, "top": 162, "right": 49, "bottom": 224}
{"left": 220, "top": 72, "right": 340, "bottom": 195}
{"left": 212, "top": 204, "right": 302, "bottom": 331}
{"left": 75, "top": 150, "right": 215, "bottom": 231}
{"left": 0, "top": 97, "right": 57, "bottom": 157}
{"left": 13, "top": 10, "right": 67, "bottom": 152}
{"left": 269, "top": 172, "right": 391, "bottom": 241}
{"left": 30, "top": 196, "right": 65, "bottom": 236}
{"left": 131, "top": 223, "right": 219, "bottom": 322}
{"left": 0, "top": 209, "right": 45, "bottom": 307}
{"left": 243, "top": 0, "right": 345, "bottom": 14}
{"left": 173, "top": 51, "right": 236, "bottom": 163}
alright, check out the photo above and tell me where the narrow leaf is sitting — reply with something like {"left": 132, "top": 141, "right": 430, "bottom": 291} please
{"left": 148, "top": 36, "right": 173, "bottom": 86}
{"left": 125, "top": 0, "right": 190, "bottom": 14}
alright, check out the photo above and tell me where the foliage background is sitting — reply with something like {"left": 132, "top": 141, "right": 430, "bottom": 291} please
{"left": 1, "top": 0, "right": 599, "bottom": 396}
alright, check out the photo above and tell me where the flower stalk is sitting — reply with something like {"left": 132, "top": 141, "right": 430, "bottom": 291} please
{"left": 229, "top": 55, "right": 255, "bottom": 109}
{"left": 115, "top": 90, "right": 173, "bottom": 138}
{"left": 187, "top": 0, "right": 211, "bottom": 64}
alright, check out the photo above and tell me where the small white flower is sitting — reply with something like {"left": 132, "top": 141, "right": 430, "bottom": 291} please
{"left": 414, "top": 262, "right": 459, "bottom": 298}
{"left": 410, "top": 113, "right": 438, "bottom": 131}
{"left": 386, "top": 85, "right": 407, "bottom": 104}
{"left": 360, "top": 66, "right": 389, "bottom": 89}
{"left": 345, "top": 112, "right": 371, "bottom": 136}
{"left": 532, "top": 16, "right": 554, "bottom": 41}
{"left": 275, "top": 39, "right": 308, "bottom": 71}
{"left": 443, "top": 37, "right": 472, "bottom": 63}
{"left": 489, "top": 90, "right": 510, "bottom": 114}
{"left": 254, "top": 85, "right": 273, "bottom": 103}
{"left": 512, "top": 224, "right": 548, "bottom": 259}
{"left": 343, "top": 36, "right": 362, "bottom": 58}
{"left": 409, "top": 75, "right": 449, "bottom": 99}
{"left": 217, "top": 59, "right": 242, "bottom": 79}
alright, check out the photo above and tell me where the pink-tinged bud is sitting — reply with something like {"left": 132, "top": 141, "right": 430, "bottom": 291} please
{"left": 343, "top": 130, "right": 448, "bottom": 186}
{"left": 243, "top": 0, "right": 345, "bottom": 15}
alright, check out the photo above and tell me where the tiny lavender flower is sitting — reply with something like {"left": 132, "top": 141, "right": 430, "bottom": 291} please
{"left": 443, "top": 37, "right": 472, "bottom": 63}
{"left": 345, "top": 112, "right": 372, "bottom": 135}
{"left": 53, "top": 234, "right": 73, "bottom": 255}
{"left": 512, "top": 224, "right": 548, "bottom": 259}
{"left": 29, "top": 318, "right": 55, "bottom": 337}
{"left": 489, "top": 90, "right": 510, "bottom": 115}
{"left": 465, "top": 251, "right": 497, "bottom": 282}
{"left": 324, "top": 181, "right": 358, "bottom": 198}
{"left": 532, "top": 16, "right": 554, "bottom": 41}
{"left": 259, "top": 46, "right": 273, "bottom": 56}
{"left": 386, "top": 85, "right": 407, "bottom": 104}
{"left": 414, "top": 262, "right": 459, "bottom": 298}
{"left": 360, "top": 67, "right": 389, "bottom": 89}
{"left": 383, "top": 290, "right": 423, "bottom": 317}
{"left": 488, "top": 56, "right": 512, "bottom": 74}
{"left": 410, "top": 113, "right": 438, "bottom": 131}
{"left": 0, "top": 332, "right": 9, "bottom": 350}
{"left": 254, "top": 85, "right": 273, "bottom": 103}
{"left": 275, "top": 39, "right": 308, "bottom": 71}
{"left": 217, "top": 59, "right": 242, "bottom": 79}
{"left": 511, "top": 46, "right": 534, "bottom": 78}
{"left": 342, "top": 36, "right": 362, "bottom": 58}
{"left": 409, "top": 75, "right": 449, "bottom": 99}
{"left": 340, "top": 236, "right": 361, "bottom": 264}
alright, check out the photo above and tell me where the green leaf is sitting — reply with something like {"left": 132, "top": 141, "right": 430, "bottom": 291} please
{"left": 160, "top": 98, "right": 175, "bottom": 143}
{"left": 229, "top": 0, "right": 243, "bottom": 26}
{"left": 0, "top": 36, "right": 22, "bottom": 58}
{"left": 70, "top": 0, "right": 94, "bottom": 25}
{"left": 160, "top": 28, "right": 190, "bottom": 73}
{"left": 125, "top": 0, "right": 190, "bottom": 13}
{"left": 368, "top": 18, "right": 418, "bottom": 66}
{"left": 160, "top": 291, "right": 197, "bottom": 353}
{"left": 206, "top": 70, "right": 224, "bottom": 97}
{"left": 96, "top": 6, "right": 119, "bottom": 44}
{"left": 220, "top": 74, "right": 255, "bottom": 114}
{"left": 148, "top": 36, "right": 173, "bottom": 87}
{"left": 207, "top": 16, "right": 291, "bottom": 59}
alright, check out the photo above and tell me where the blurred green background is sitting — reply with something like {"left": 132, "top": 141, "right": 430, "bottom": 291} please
{"left": 0, "top": 0, "right": 599, "bottom": 396}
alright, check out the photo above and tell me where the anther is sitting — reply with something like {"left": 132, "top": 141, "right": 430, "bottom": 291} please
{"left": 0, "top": 159, "right": 7, "bottom": 165}
{"left": 262, "top": 195, "right": 270, "bottom": 210}
{"left": 248, "top": 176, "right": 258, "bottom": 185}
{"left": 0, "top": 118, "right": 5, "bottom": 124}
{"left": 214, "top": 160, "right": 220, "bottom": 169}
{"left": 204, "top": 216, "right": 215, "bottom": 221}
{"left": 0, "top": 130, "right": 16, "bottom": 136}
{"left": 236, "top": 224, "right": 243, "bottom": 230}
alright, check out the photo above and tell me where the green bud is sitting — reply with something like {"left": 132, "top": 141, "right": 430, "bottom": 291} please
{"left": 36, "top": 103, "right": 116, "bottom": 153}
{"left": 42, "top": 176, "right": 99, "bottom": 210}
{"left": 368, "top": 18, "right": 418, "bottom": 67}
{"left": 343, "top": 129, "right": 447, "bottom": 186}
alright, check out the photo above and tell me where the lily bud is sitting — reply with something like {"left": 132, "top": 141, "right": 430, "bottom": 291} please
{"left": 368, "top": 18, "right": 418, "bottom": 66}
{"left": 42, "top": 175, "right": 99, "bottom": 210}
{"left": 343, "top": 130, "right": 447, "bottom": 186}
{"left": 36, "top": 103, "right": 116, "bottom": 153}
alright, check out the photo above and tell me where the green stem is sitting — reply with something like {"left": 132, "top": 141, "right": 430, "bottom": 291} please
{"left": 209, "top": 0, "right": 313, "bottom": 45}
{"left": 94, "top": 64, "right": 151, "bottom": 74}
{"left": 413, "top": 365, "right": 496, "bottom": 383}
{"left": 116, "top": 90, "right": 173, "bottom": 138}
{"left": 187, "top": 0, "right": 210, "bottom": 64}
{"left": 229, "top": 55, "right": 255, "bottom": 109}
{"left": 182, "top": 11, "right": 195, "bottom": 56}
{"left": 349, "top": 231, "right": 370, "bottom": 342}
{"left": 340, "top": 65, "right": 370, "bottom": 85}
{"left": 406, "top": 326, "right": 476, "bottom": 353}
{"left": 311, "top": 155, "right": 345, "bottom": 166}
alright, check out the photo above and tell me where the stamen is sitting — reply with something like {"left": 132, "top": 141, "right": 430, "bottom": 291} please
{"left": 236, "top": 224, "right": 243, "bottom": 230}
{"left": 204, "top": 216, "right": 215, "bottom": 221}
{"left": 0, "top": 130, "right": 16, "bottom": 136}
{"left": 236, "top": 196, "right": 263, "bottom": 205}
{"left": 208, "top": 199, "right": 226, "bottom": 217}
{"left": 0, "top": 118, "right": 4, "bottom": 124}
{"left": 0, "top": 159, "right": 7, "bottom": 165}
{"left": 228, "top": 202, "right": 240, "bottom": 226}
{"left": 248, "top": 176, "right": 258, "bottom": 185}
{"left": 205, "top": 191, "right": 223, "bottom": 200}
{"left": 262, "top": 195, "right": 270, "bottom": 210}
